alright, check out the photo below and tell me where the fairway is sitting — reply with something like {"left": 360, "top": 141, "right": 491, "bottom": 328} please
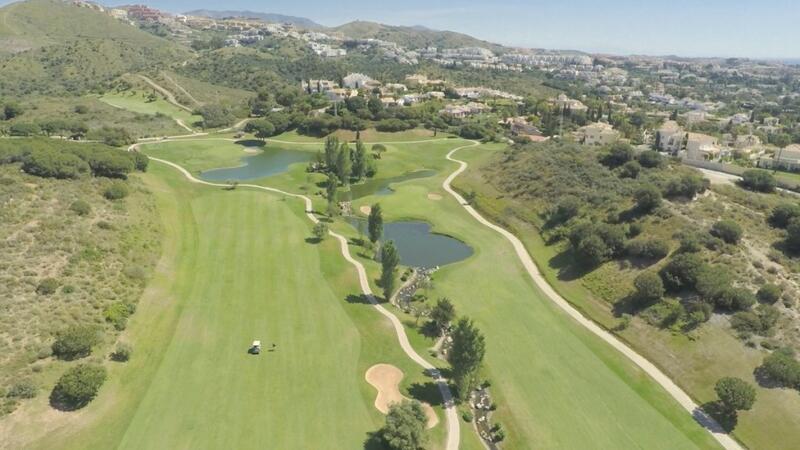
{"left": 142, "top": 135, "right": 722, "bottom": 449}
{"left": 99, "top": 91, "right": 202, "bottom": 128}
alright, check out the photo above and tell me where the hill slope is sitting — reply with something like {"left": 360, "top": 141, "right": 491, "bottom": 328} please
{"left": 184, "top": 9, "right": 322, "bottom": 29}
{"left": 333, "top": 20, "right": 506, "bottom": 52}
{"left": 0, "top": 0, "right": 190, "bottom": 95}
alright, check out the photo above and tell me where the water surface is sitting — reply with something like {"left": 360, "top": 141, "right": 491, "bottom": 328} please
{"left": 200, "top": 146, "right": 312, "bottom": 181}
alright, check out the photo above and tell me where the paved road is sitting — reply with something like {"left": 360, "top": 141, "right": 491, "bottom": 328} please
{"left": 443, "top": 144, "right": 744, "bottom": 450}
{"left": 148, "top": 156, "right": 461, "bottom": 450}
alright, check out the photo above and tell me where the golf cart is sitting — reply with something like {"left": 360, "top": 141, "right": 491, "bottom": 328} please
{"left": 249, "top": 340, "right": 261, "bottom": 355}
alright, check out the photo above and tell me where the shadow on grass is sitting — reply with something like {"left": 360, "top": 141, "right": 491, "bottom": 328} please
{"left": 305, "top": 237, "right": 323, "bottom": 245}
{"left": 408, "top": 382, "right": 444, "bottom": 407}
{"left": 419, "top": 320, "right": 440, "bottom": 339}
{"left": 363, "top": 431, "right": 384, "bottom": 450}
{"left": 234, "top": 139, "right": 266, "bottom": 147}
{"left": 48, "top": 390, "right": 87, "bottom": 412}
{"left": 346, "top": 294, "right": 371, "bottom": 305}
{"left": 548, "top": 249, "right": 594, "bottom": 282}
{"left": 700, "top": 401, "right": 737, "bottom": 432}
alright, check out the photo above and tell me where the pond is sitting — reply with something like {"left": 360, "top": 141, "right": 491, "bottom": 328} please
{"left": 199, "top": 144, "right": 312, "bottom": 182}
{"left": 341, "top": 170, "right": 437, "bottom": 201}
{"left": 347, "top": 219, "right": 473, "bottom": 268}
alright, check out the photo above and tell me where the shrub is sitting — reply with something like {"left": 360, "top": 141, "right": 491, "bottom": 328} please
{"left": 52, "top": 325, "right": 101, "bottom": 360}
{"left": 710, "top": 220, "right": 743, "bottom": 244}
{"left": 95, "top": 126, "right": 135, "bottom": 147}
{"left": 634, "top": 184, "right": 662, "bottom": 213}
{"left": 695, "top": 265, "right": 732, "bottom": 303}
{"left": 633, "top": 271, "right": 664, "bottom": 306}
{"left": 87, "top": 151, "right": 134, "bottom": 178}
{"left": 104, "top": 181, "right": 129, "bottom": 200}
{"left": 619, "top": 160, "right": 641, "bottom": 179}
{"left": 132, "top": 152, "right": 149, "bottom": 172}
{"left": 664, "top": 173, "right": 706, "bottom": 198}
{"left": 660, "top": 253, "right": 705, "bottom": 291}
{"left": 785, "top": 217, "right": 800, "bottom": 252}
{"left": 626, "top": 238, "right": 669, "bottom": 260}
{"left": 716, "top": 287, "right": 756, "bottom": 311}
{"left": 547, "top": 196, "right": 581, "bottom": 226}
{"left": 715, "top": 377, "right": 756, "bottom": 412}
{"left": 760, "top": 348, "right": 800, "bottom": 389}
{"left": 638, "top": 150, "right": 663, "bottom": 168}
{"left": 458, "top": 123, "right": 490, "bottom": 140}
{"left": 600, "top": 142, "right": 635, "bottom": 168}
{"left": 104, "top": 302, "right": 133, "bottom": 330}
{"left": 51, "top": 364, "right": 107, "bottom": 409}
{"left": 768, "top": 203, "right": 800, "bottom": 228}
{"left": 22, "top": 148, "right": 89, "bottom": 179}
{"left": 198, "top": 105, "right": 235, "bottom": 129}
{"left": 462, "top": 411, "right": 473, "bottom": 422}
{"left": 111, "top": 342, "right": 132, "bottom": 362}
{"left": 757, "top": 284, "right": 781, "bottom": 304}
{"left": 312, "top": 222, "right": 328, "bottom": 241}
{"left": 741, "top": 169, "right": 776, "bottom": 193}
{"left": 7, "top": 380, "right": 38, "bottom": 399}
{"left": 36, "top": 278, "right": 59, "bottom": 295}
{"left": 69, "top": 200, "right": 91, "bottom": 216}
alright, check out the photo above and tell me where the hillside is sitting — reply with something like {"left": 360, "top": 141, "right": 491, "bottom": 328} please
{"left": 184, "top": 9, "right": 322, "bottom": 29}
{"left": 0, "top": 0, "right": 190, "bottom": 94}
{"left": 333, "top": 20, "right": 506, "bottom": 52}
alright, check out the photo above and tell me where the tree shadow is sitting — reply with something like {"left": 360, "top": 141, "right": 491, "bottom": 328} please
{"left": 701, "top": 401, "right": 737, "bottom": 432}
{"left": 234, "top": 139, "right": 266, "bottom": 147}
{"left": 419, "top": 320, "right": 440, "bottom": 339}
{"left": 753, "top": 365, "right": 787, "bottom": 389}
{"left": 48, "top": 390, "right": 86, "bottom": 412}
{"left": 363, "top": 431, "right": 384, "bottom": 450}
{"left": 408, "top": 382, "right": 444, "bottom": 407}
{"left": 346, "top": 294, "right": 371, "bottom": 305}
{"left": 548, "top": 249, "right": 593, "bottom": 282}
{"left": 305, "top": 237, "right": 323, "bottom": 245}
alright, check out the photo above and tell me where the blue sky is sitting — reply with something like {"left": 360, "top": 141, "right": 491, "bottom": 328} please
{"left": 10, "top": 0, "right": 800, "bottom": 58}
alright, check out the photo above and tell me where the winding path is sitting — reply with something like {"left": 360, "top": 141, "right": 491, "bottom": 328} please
{"left": 147, "top": 157, "right": 460, "bottom": 450}
{"left": 443, "top": 144, "right": 744, "bottom": 450}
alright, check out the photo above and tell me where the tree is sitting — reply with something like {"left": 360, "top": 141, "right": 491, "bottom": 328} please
{"left": 710, "top": 220, "right": 743, "bottom": 244}
{"left": 51, "top": 364, "right": 107, "bottom": 409}
{"left": 336, "top": 143, "right": 352, "bottom": 185}
{"left": 367, "top": 96, "right": 384, "bottom": 116}
{"left": 633, "top": 271, "right": 665, "bottom": 306}
{"left": 351, "top": 140, "right": 368, "bottom": 180}
{"left": 547, "top": 196, "right": 581, "bottom": 226}
{"left": 786, "top": 217, "right": 800, "bottom": 252}
{"left": 380, "top": 401, "right": 429, "bottom": 450}
{"left": 312, "top": 222, "right": 328, "bottom": 241}
{"left": 660, "top": 253, "right": 705, "bottom": 291}
{"left": 601, "top": 142, "right": 635, "bottom": 168}
{"left": 198, "top": 104, "right": 235, "bottom": 129}
{"left": 430, "top": 298, "right": 456, "bottom": 336}
{"left": 638, "top": 150, "right": 663, "bottom": 168}
{"left": 21, "top": 148, "right": 89, "bottom": 179}
{"left": 368, "top": 203, "right": 384, "bottom": 243}
{"left": 714, "top": 377, "right": 756, "bottom": 412}
{"left": 325, "top": 173, "right": 338, "bottom": 215}
{"left": 768, "top": 203, "right": 800, "bottom": 228}
{"left": 450, "top": 317, "right": 486, "bottom": 398}
{"left": 634, "top": 185, "right": 662, "bottom": 213}
{"left": 619, "top": 160, "right": 641, "bottom": 178}
{"left": 759, "top": 348, "right": 800, "bottom": 389}
{"left": 52, "top": 325, "right": 101, "bottom": 360}
{"left": 132, "top": 152, "right": 149, "bottom": 172}
{"left": 324, "top": 136, "right": 339, "bottom": 170}
{"left": 380, "top": 241, "right": 400, "bottom": 300}
{"left": 372, "top": 144, "right": 387, "bottom": 158}
{"left": 740, "top": 169, "right": 776, "bottom": 193}
{"left": 625, "top": 238, "right": 669, "bottom": 260}
{"left": 246, "top": 119, "right": 275, "bottom": 139}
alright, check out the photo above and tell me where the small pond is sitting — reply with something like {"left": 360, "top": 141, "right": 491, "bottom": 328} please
{"left": 347, "top": 219, "right": 473, "bottom": 268}
{"left": 199, "top": 145, "right": 312, "bottom": 182}
{"left": 341, "top": 170, "right": 437, "bottom": 201}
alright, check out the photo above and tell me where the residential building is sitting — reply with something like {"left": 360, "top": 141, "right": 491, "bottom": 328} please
{"left": 655, "top": 120, "right": 684, "bottom": 153}
{"left": 578, "top": 122, "right": 620, "bottom": 146}
{"left": 686, "top": 133, "right": 720, "bottom": 160}
{"left": 734, "top": 134, "right": 762, "bottom": 149}
{"left": 553, "top": 94, "right": 588, "bottom": 113}
{"left": 761, "top": 144, "right": 800, "bottom": 171}
{"left": 343, "top": 73, "right": 379, "bottom": 89}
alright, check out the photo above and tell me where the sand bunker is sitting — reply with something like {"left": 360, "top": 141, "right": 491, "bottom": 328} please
{"left": 427, "top": 193, "right": 443, "bottom": 201}
{"left": 359, "top": 205, "right": 372, "bottom": 215}
{"left": 242, "top": 147, "right": 260, "bottom": 154}
{"left": 365, "top": 364, "right": 439, "bottom": 429}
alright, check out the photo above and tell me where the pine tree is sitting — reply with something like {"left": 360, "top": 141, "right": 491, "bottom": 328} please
{"left": 336, "top": 143, "right": 351, "bottom": 186}
{"left": 450, "top": 317, "right": 486, "bottom": 399}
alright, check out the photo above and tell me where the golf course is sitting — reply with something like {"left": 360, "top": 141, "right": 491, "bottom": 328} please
{"left": 114, "top": 130, "right": 722, "bottom": 449}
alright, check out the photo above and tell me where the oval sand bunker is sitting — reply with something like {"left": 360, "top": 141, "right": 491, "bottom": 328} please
{"left": 365, "top": 363, "right": 439, "bottom": 429}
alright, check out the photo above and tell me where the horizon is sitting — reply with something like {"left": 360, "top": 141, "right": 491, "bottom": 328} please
{"left": 2, "top": 0, "right": 799, "bottom": 59}
{"left": 118, "top": 0, "right": 800, "bottom": 60}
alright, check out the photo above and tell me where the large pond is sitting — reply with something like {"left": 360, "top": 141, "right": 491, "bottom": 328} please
{"left": 199, "top": 144, "right": 312, "bottom": 182}
{"left": 348, "top": 219, "right": 473, "bottom": 268}
{"left": 342, "top": 170, "right": 437, "bottom": 201}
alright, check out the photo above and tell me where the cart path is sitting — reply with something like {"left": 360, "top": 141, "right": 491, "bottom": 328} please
{"left": 443, "top": 144, "right": 743, "bottom": 450}
{"left": 148, "top": 157, "right": 460, "bottom": 450}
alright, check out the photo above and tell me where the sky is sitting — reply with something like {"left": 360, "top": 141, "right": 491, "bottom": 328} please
{"left": 8, "top": 0, "right": 800, "bottom": 58}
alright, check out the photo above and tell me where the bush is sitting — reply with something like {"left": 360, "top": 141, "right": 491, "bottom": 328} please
{"left": 785, "top": 217, "right": 800, "bottom": 252}
{"left": 664, "top": 173, "right": 706, "bottom": 199}
{"left": 51, "top": 364, "right": 107, "bottom": 409}
{"left": 52, "top": 325, "right": 101, "bottom": 360}
{"left": 710, "top": 220, "right": 742, "bottom": 244}
{"left": 132, "top": 152, "right": 149, "bottom": 172}
{"left": 600, "top": 142, "right": 635, "bottom": 168}
{"left": 95, "top": 127, "right": 135, "bottom": 147}
{"left": 199, "top": 104, "right": 235, "bottom": 129}
{"left": 757, "top": 284, "right": 781, "bottom": 304}
{"left": 638, "top": 150, "right": 663, "bottom": 168}
{"left": 459, "top": 123, "right": 490, "bottom": 140}
{"left": 104, "top": 181, "right": 129, "bottom": 200}
{"left": 619, "top": 160, "right": 641, "bottom": 178}
{"left": 768, "top": 203, "right": 800, "bottom": 228}
{"left": 69, "top": 200, "right": 91, "bottom": 216}
{"left": 111, "top": 342, "right": 132, "bottom": 362}
{"left": 715, "top": 377, "right": 756, "bottom": 412}
{"left": 716, "top": 287, "right": 756, "bottom": 311}
{"left": 86, "top": 151, "right": 134, "bottom": 178}
{"left": 103, "top": 302, "right": 133, "bottom": 330}
{"left": 7, "top": 380, "right": 38, "bottom": 399}
{"left": 36, "top": 278, "right": 59, "bottom": 295}
{"left": 741, "top": 169, "right": 776, "bottom": 193}
{"left": 312, "top": 222, "right": 328, "bottom": 241}
{"left": 626, "top": 237, "right": 669, "bottom": 260}
{"left": 660, "top": 253, "right": 705, "bottom": 291}
{"left": 633, "top": 271, "right": 664, "bottom": 306}
{"left": 22, "top": 148, "right": 89, "bottom": 179}
{"left": 376, "top": 118, "right": 414, "bottom": 133}
{"left": 547, "top": 196, "right": 581, "bottom": 226}
{"left": 633, "top": 185, "right": 662, "bottom": 212}
{"left": 760, "top": 348, "right": 800, "bottom": 389}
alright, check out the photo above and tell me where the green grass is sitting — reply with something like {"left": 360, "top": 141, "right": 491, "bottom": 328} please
{"left": 140, "top": 134, "right": 722, "bottom": 448}
{"left": 99, "top": 91, "right": 202, "bottom": 127}
{"left": 5, "top": 161, "right": 451, "bottom": 449}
